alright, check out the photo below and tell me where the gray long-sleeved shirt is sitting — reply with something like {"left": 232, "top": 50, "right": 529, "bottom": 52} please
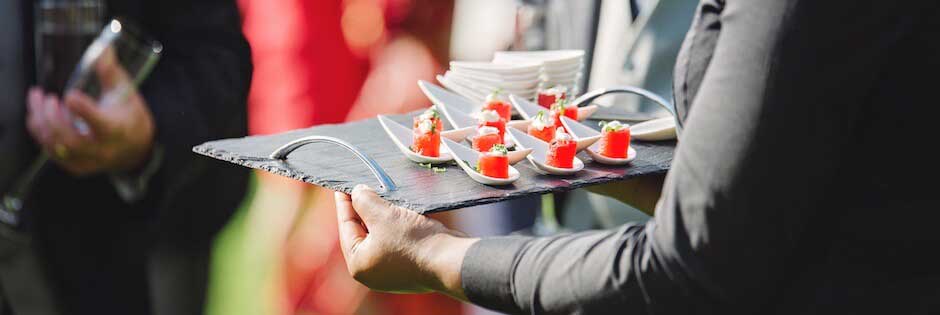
{"left": 461, "top": 1, "right": 940, "bottom": 314}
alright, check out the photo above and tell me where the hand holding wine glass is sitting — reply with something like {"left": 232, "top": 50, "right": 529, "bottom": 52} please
{"left": 25, "top": 46, "right": 155, "bottom": 176}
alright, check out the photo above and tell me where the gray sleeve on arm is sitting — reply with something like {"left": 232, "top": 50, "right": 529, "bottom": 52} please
{"left": 460, "top": 0, "right": 909, "bottom": 313}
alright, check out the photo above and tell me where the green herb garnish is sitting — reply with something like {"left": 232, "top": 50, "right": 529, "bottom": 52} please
{"left": 423, "top": 108, "right": 440, "bottom": 120}
{"left": 489, "top": 143, "right": 509, "bottom": 155}
{"left": 550, "top": 98, "right": 569, "bottom": 112}
{"left": 416, "top": 118, "right": 437, "bottom": 134}
{"left": 535, "top": 110, "right": 547, "bottom": 122}
{"left": 465, "top": 160, "right": 479, "bottom": 173}
{"left": 600, "top": 120, "right": 626, "bottom": 132}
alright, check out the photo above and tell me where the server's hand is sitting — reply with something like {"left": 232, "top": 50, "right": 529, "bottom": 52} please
{"left": 334, "top": 185, "right": 477, "bottom": 300}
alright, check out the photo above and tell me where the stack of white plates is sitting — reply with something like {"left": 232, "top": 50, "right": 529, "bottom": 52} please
{"left": 438, "top": 61, "right": 542, "bottom": 103}
{"left": 437, "top": 50, "right": 585, "bottom": 103}
{"left": 493, "top": 50, "right": 584, "bottom": 95}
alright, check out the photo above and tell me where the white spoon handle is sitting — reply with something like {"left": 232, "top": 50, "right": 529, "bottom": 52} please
{"left": 570, "top": 86, "right": 683, "bottom": 135}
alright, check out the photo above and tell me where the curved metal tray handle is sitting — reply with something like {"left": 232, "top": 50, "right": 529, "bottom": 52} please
{"left": 268, "top": 136, "right": 398, "bottom": 193}
{"left": 570, "top": 86, "right": 683, "bottom": 135}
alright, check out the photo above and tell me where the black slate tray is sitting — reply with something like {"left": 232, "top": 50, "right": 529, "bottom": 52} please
{"left": 192, "top": 111, "right": 675, "bottom": 214}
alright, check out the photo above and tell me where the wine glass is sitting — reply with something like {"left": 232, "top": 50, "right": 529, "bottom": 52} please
{"left": 1, "top": 14, "right": 162, "bottom": 228}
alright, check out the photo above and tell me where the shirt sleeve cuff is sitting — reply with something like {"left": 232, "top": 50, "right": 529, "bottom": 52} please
{"left": 110, "top": 144, "right": 164, "bottom": 203}
{"left": 460, "top": 236, "right": 531, "bottom": 314}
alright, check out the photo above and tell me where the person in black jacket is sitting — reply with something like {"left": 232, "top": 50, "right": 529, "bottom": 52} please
{"left": 333, "top": 0, "right": 940, "bottom": 314}
{"left": 0, "top": 0, "right": 251, "bottom": 314}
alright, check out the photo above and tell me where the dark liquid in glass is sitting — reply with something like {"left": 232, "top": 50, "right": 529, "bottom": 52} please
{"left": 35, "top": 1, "right": 103, "bottom": 95}
{"left": 37, "top": 33, "right": 97, "bottom": 94}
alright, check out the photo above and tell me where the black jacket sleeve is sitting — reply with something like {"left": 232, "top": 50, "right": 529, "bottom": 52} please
{"left": 459, "top": 0, "right": 936, "bottom": 313}
{"left": 134, "top": 0, "right": 251, "bottom": 193}
{"left": 114, "top": 0, "right": 251, "bottom": 244}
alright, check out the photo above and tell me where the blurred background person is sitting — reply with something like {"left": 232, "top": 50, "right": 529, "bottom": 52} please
{"left": 0, "top": 0, "right": 252, "bottom": 314}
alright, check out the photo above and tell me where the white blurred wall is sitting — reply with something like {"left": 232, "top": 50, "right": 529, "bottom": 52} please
{"left": 450, "top": 0, "right": 518, "bottom": 61}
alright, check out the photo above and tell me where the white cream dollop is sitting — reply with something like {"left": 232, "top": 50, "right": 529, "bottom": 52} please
{"left": 418, "top": 119, "right": 435, "bottom": 134}
{"left": 486, "top": 148, "right": 508, "bottom": 157}
{"left": 554, "top": 128, "right": 573, "bottom": 141}
{"left": 541, "top": 85, "right": 567, "bottom": 97}
{"left": 477, "top": 126, "right": 499, "bottom": 136}
{"left": 531, "top": 114, "right": 550, "bottom": 130}
{"left": 605, "top": 120, "right": 626, "bottom": 131}
{"left": 419, "top": 109, "right": 437, "bottom": 121}
{"left": 479, "top": 109, "right": 501, "bottom": 123}
{"left": 486, "top": 91, "right": 506, "bottom": 103}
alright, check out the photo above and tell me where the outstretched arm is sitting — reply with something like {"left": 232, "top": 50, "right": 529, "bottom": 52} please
{"left": 336, "top": 0, "right": 917, "bottom": 313}
{"left": 456, "top": 0, "right": 905, "bottom": 312}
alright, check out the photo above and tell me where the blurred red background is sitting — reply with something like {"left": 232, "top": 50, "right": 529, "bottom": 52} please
{"left": 235, "top": 0, "right": 460, "bottom": 314}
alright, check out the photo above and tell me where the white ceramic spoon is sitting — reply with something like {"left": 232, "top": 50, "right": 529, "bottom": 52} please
{"left": 377, "top": 115, "right": 454, "bottom": 164}
{"left": 422, "top": 80, "right": 530, "bottom": 147}
{"left": 439, "top": 125, "right": 475, "bottom": 142}
{"left": 443, "top": 125, "right": 532, "bottom": 163}
{"left": 422, "top": 79, "right": 530, "bottom": 117}
{"left": 431, "top": 96, "right": 477, "bottom": 129}
{"left": 506, "top": 148, "right": 534, "bottom": 165}
{"left": 420, "top": 80, "right": 491, "bottom": 124}
{"left": 441, "top": 137, "right": 521, "bottom": 186}
{"left": 441, "top": 126, "right": 532, "bottom": 164}
{"left": 630, "top": 116, "right": 676, "bottom": 141}
{"left": 561, "top": 116, "right": 637, "bottom": 165}
{"left": 507, "top": 128, "right": 584, "bottom": 175}
{"left": 429, "top": 94, "right": 522, "bottom": 149}
{"left": 506, "top": 120, "right": 531, "bottom": 132}
{"left": 437, "top": 107, "right": 519, "bottom": 149}
{"left": 510, "top": 94, "right": 598, "bottom": 121}
{"left": 505, "top": 119, "right": 599, "bottom": 152}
